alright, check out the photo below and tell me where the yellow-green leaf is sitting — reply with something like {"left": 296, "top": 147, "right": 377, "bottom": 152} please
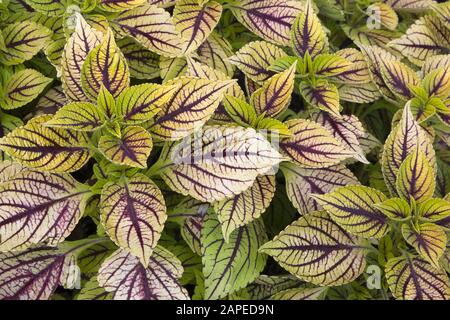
{"left": 396, "top": 147, "right": 435, "bottom": 203}
{"left": 99, "top": 126, "right": 152, "bottom": 168}
{"left": 374, "top": 197, "right": 411, "bottom": 221}
{"left": 260, "top": 211, "right": 366, "bottom": 286}
{"left": 299, "top": 80, "right": 341, "bottom": 117}
{"left": 417, "top": 198, "right": 450, "bottom": 222}
{"left": 98, "top": 0, "right": 145, "bottom": 12}
{"left": 312, "top": 185, "right": 389, "bottom": 238}
{"left": 45, "top": 102, "right": 106, "bottom": 131}
{"left": 367, "top": 3, "right": 398, "bottom": 31}
{"left": 0, "top": 116, "right": 90, "bottom": 172}
{"left": 312, "top": 54, "right": 351, "bottom": 77}
{"left": 422, "top": 68, "right": 450, "bottom": 98}
{"left": 81, "top": 29, "right": 130, "bottom": 101}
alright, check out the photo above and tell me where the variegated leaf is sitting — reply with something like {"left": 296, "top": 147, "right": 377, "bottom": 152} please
{"left": 0, "top": 21, "right": 52, "bottom": 66}
{"left": 98, "top": 0, "right": 145, "bottom": 12}
{"left": 161, "top": 125, "right": 284, "bottom": 202}
{"left": 396, "top": 147, "right": 435, "bottom": 203}
{"left": 313, "top": 186, "right": 389, "bottom": 238}
{"left": 202, "top": 211, "right": 267, "bottom": 300}
{"left": 374, "top": 197, "right": 411, "bottom": 221}
{"left": 402, "top": 223, "right": 446, "bottom": 266}
{"left": 281, "top": 162, "right": 360, "bottom": 216}
{"left": 0, "top": 116, "right": 90, "bottom": 173}
{"left": 98, "top": 247, "right": 189, "bottom": 300}
{"left": 116, "top": 84, "right": 179, "bottom": 124}
{"left": 213, "top": 175, "right": 276, "bottom": 241}
{"left": 260, "top": 211, "right": 366, "bottom": 286}
{"left": 331, "top": 48, "right": 371, "bottom": 84}
{"left": 81, "top": 29, "right": 130, "bottom": 101}
{"left": 99, "top": 126, "right": 152, "bottom": 168}
{"left": 280, "top": 119, "right": 354, "bottom": 168}
{"left": 312, "top": 54, "right": 352, "bottom": 77}
{"left": 421, "top": 55, "right": 450, "bottom": 79}
{"left": 0, "top": 245, "right": 76, "bottom": 300}
{"left": 228, "top": 41, "right": 287, "bottom": 83}
{"left": 0, "top": 160, "right": 25, "bottom": 183}
{"left": 299, "top": 80, "right": 341, "bottom": 117}
{"left": 422, "top": 68, "right": 450, "bottom": 98}
{"left": 150, "top": 77, "right": 234, "bottom": 140}
{"left": 0, "top": 69, "right": 52, "bottom": 110}
{"left": 250, "top": 62, "right": 296, "bottom": 117}
{"left": 112, "top": 4, "right": 182, "bottom": 57}
{"left": 100, "top": 174, "right": 166, "bottom": 266}
{"left": 367, "top": 3, "right": 398, "bottom": 31}
{"left": 311, "top": 111, "right": 368, "bottom": 163}
{"left": 337, "top": 83, "right": 382, "bottom": 103}
{"left": 291, "top": 0, "right": 328, "bottom": 59}
{"left": 382, "top": 105, "right": 436, "bottom": 196}
{"left": 386, "top": 256, "right": 449, "bottom": 300}
{"left": 77, "top": 277, "right": 112, "bottom": 300}
{"left": 34, "top": 86, "right": 68, "bottom": 116}
{"left": 45, "top": 102, "right": 105, "bottom": 131}
{"left": 117, "top": 37, "right": 160, "bottom": 80}
{"left": 230, "top": 0, "right": 301, "bottom": 46}
{"left": 379, "top": 58, "right": 420, "bottom": 101}
{"left": 173, "top": 0, "right": 222, "bottom": 54}
{"left": 197, "top": 33, "right": 235, "bottom": 77}
{"left": 20, "top": 0, "right": 68, "bottom": 16}
{"left": 269, "top": 286, "right": 326, "bottom": 300}
{"left": 418, "top": 198, "right": 450, "bottom": 222}
{"left": 61, "top": 14, "right": 103, "bottom": 102}
{"left": 0, "top": 170, "right": 88, "bottom": 251}
{"left": 389, "top": 16, "right": 450, "bottom": 67}
{"left": 344, "top": 26, "right": 401, "bottom": 57}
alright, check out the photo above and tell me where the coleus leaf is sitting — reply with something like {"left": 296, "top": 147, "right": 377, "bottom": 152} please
{"left": 0, "top": 115, "right": 91, "bottom": 173}
{"left": 100, "top": 174, "right": 166, "bottom": 266}
{"left": 312, "top": 185, "right": 389, "bottom": 238}
{"left": 61, "top": 13, "right": 103, "bottom": 102}
{"left": 202, "top": 211, "right": 267, "bottom": 300}
{"left": 344, "top": 26, "right": 401, "bottom": 57}
{"left": 228, "top": 41, "right": 287, "bottom": 83}
{"left": 281, "top": 162, "right": 360, "bottom": 216}
{"left": 0, "top": 160, "right": 25, "bottom": 183}
{"left": 77, "top": 241, "right": 116, "bottom": 276}
{"left": 34, "top": 86, "right": 68, "bottom": 116}
{"left": 269, "top": 286, "right": 327, "bottom": 300}
{"left": 417, "top": 198, "right": 450, "bottom": 222}
{"left": 290, "top": 0, "right": 328, "bottom": 59}
{"left": 0, "top": 69, "right": 52, "bottom": 110}
{"left": 402, "top": 223, "right": 447, "bottom": 267}
{"left": 367, "top": 2, "right": 398, "bottom": 31}
{"left": 81, "top": 29, "right": 130, "bottom": 101}
{"left": 0, "top": 21, "right": 52, "bottom": 66}
{"left": 150, "top": 77, "right": 234, "bottom": 141}
{"left": 260, "top": 211, "right": 366, "bottom": 286}
{"left": 111, "top": 4, "right": 182, "bottom": 57}
{"left": 279, "top": 119, "right": 354, "bottom": 168}
{"left": 337, "top": 82, "right": 381, "bottom": 104}
{"left": 389, "top": 16, "right": 450, "bottom": 67}
{"left": 230, "top": 0, "right": 301, "bottom": 46}
{"left": 421, "top": 55, "right": 450, "bottom": 78}
{"left": 312, "top": 54, "right": 352, "bottom": 77}
{"left": 382, "top": 105, "right": 436, "bottom": 196}
{"left": 159, "top": 56, "right": 188, "bottom": 83}
{"left": 213, "top": 175, "right": 276, "bottom": 241}
{"left": 374, "top": 197, "right": 411, "bottom": 221}
{"left": 173, "top": 0, "right": 222, "bottom": 54}
{"left": 299, "top": 80, "right": 341, "bottom": 117}
{"left": 77, "top": 277, "right": 112, "bottom": 300}
{"left": 115, "top": 83, "right": 179, "bottom": 124}
{"left": 0, "top": 114, "right": 23, "bottom": 161}
{"left": 395, "top": 147, "right": 436, "bottom": 203}
{"left": 0, "top": 170, "right": 88, "bottom": 251}
{"left": 160, "top": 125, "right": 283, "bottom": 202}
{"left": 97, "top": 0, "right": 146, "bottom": 12}
{"left": 245, "top": 275, "right": 300, "bottom": 300}
{"left": 385, "top": 255, "right": 449, "bottom": 300}
{"left": 422, "top": 68, "right": 450, "bottom": 98}
{"left": 331, "top": 48, "right": 371, "bottom": 84}
{"left": 311, "top": 111, "right": 369, "bottom": 164}
{"left": 117, "top": 37, "right": 160, "bottom": 80}
{"left": 197, "top": 32, "right": 235, "bottom": 78}
{"left": 44, "top": 102, "right": 106, "bottom": 131}
{"left": 21, "top": 0, "right": 68, "bottom": 16}
{"left": 0, "top": 245, "right": 77, "bottom": 300}
{"left": 97, "top": 247, "right": 189, "bottom": 300}
{"left": 99, "top": 126, "right": 153, "bottom": 168}
{"left": 250, "top": 62, "right": 296, "bottom": 117}
{"left": 379, "top": 58, "right": 421, "bottom": 101}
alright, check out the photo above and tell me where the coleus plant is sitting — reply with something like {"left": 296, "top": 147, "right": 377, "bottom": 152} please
{"left": 0, "top": 0, "right": 448, "bottom": 301}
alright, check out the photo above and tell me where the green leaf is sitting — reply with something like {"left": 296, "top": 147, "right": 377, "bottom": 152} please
{"left": 202, "top": 211, "right": 267, "bottom": 300}
{"left": 0, "top": 69, "right": 52, "bottom": 110}
{"left": 312, "top": 54, "right": 352, "bottom": 77}
{"left": 260, "top": 211, "right": 366, "bottom": 286}
{"left": 402, "top": 223, "right": 447, "bottom": 267}
{"left": 299, "top": 80, "right": 341, "bottom": 117}
{"left": 222, "top": 95, "right": 257, "bottom": 127}
{"left": 312, "top": 185, "right": 389, "bottom": 238}
{"left": 45, "top": 102, "right": 106, "bottom": 131}
{"left": 417, "top": 198, "right": 450, "bottom": 222}
{"left": 0, "top": 21, "right": 52, "bottom": 66}
{"left": 99, "top": 126, "right": 152, "bottom": 168}
{"left": 396, "top": 147, "right": 435, "bottom": 203}
{"left": 374, "top": 197, "right": 411, "bottom": 221}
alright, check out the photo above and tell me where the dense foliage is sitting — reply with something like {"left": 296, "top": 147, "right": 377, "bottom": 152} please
{"left": 0, "top": 0, "right": 449, "bottom": 300}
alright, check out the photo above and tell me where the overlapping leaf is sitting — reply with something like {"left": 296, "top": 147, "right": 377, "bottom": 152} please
{"left": 45, "top": 102, "right": 105, "bottom": 131}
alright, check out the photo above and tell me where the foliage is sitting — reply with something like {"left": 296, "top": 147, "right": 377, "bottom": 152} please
{"left": 0, "top": 0, "right": 449, "bottom": 301}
